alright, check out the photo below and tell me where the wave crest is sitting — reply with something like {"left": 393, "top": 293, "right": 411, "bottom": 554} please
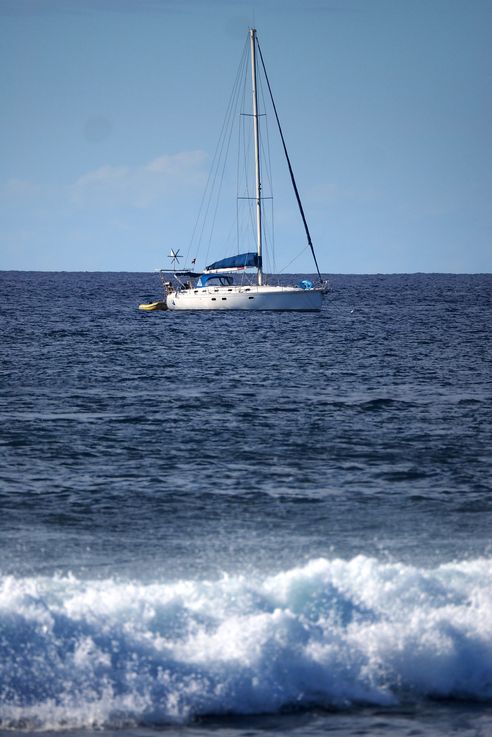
{"left": 1, "top": 556, "right": 492, "bottom": 729}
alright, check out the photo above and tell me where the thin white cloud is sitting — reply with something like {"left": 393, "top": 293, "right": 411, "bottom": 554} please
{"left": 70, "top": 151, "right": 208, "bottom": 209}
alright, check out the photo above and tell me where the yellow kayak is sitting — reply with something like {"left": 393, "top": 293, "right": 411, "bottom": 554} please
{"left": 138, "top": 301, "right": 167, "bottom": 311}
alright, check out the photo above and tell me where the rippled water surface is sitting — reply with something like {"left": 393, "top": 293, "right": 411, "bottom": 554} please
{"left": 0, "top": 271, "right": 491, "bottom": 736}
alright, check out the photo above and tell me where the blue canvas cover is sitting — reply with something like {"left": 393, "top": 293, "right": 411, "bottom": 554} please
{"left": 298, "top": 279, "right": 314, "bottom": 290}
{"left": 206, "top": 252, "right": 260, "bottom": 272}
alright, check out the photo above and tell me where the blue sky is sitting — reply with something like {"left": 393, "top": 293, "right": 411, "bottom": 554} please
{"left": 1, "top": 0, "right": 491, "bottom": 273}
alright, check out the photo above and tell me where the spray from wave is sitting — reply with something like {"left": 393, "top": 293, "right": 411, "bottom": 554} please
{"left": 1, "top": 556, "right": 491, "bottom": 730}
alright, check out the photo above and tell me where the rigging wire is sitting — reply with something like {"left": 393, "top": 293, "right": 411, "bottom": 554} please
{"left": 185, "top": 38, "right": 249, "bottom": 269}
{"left": 238, "top": 110, "right": 256, "bottom": 259}
{"left": 278, "top": 244, "right": 310, "bottom": 274}
{"left": 203, "top": 95, "right": 241, "bottom": 267}
{"left": 257, "top": 67, "right": 276, "bottom": 277}
{"left": 256, "top": 35, "right": 323, "bottom": 283}
{"left": 236, "top": 60, "right": 252, "bottom": 256}
{"left": 203, "top": 48, "right": 247, "bottom": 267}
{"left": 183, "top": 31, "right": 322, "bottom": 287}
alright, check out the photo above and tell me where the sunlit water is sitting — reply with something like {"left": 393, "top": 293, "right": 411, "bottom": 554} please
{"left": 0, "top": 272, "right": 491, "bottom": 736}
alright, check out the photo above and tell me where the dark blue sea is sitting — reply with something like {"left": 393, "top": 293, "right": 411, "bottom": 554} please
{"left": 0, "top": 271, "right": 491, "bottom": 737}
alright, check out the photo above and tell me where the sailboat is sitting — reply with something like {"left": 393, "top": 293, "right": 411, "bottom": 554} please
{"left": 165, "top": 29, "right": 326, "bottom": 312}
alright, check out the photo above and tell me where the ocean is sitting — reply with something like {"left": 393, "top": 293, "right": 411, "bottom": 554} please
{"left": 0, "top": 271, "right": 491, "bottom": 737}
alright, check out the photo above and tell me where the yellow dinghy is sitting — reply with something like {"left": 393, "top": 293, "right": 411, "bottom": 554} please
{"left": 138, "top": 301, "right": 167, "bottom": 311}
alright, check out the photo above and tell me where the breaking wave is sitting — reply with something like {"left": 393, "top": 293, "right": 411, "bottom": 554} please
{"left": 1, "top": 556, "right": 492, "bottom": 730}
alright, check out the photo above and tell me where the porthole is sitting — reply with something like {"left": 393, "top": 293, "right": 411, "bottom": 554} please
{"left": 222, "top": 297, "right": 227, "bottom": 301}
{"left": 211, "top": 297, "right": 216, "bottom": 301}
{"left": 248, "top": 296, "right": 254, "bottom": 300}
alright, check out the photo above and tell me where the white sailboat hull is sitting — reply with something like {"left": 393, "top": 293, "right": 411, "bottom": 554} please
{"left": 166, "top": 284, "right": 322, "bottom": 311}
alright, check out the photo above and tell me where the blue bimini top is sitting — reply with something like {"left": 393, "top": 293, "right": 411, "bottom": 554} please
{"left": 205, "top": 252, "right": 260, "bottom": 272}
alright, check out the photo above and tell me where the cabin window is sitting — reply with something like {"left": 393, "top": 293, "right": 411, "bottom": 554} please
{"left": 248, "top": 296, "right": 254, "bottom": 300}
{"left": 222, "top": 297, "right": 227, "bottom": 301}
{"left": 211, "top": 298, "right": 216, "bottom": 301}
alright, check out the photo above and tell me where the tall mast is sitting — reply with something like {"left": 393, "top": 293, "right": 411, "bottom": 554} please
{"left": 250, "top": 28, "right": 263, "bottom": 287}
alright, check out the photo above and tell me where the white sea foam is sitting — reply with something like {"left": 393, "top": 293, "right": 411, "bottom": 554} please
{"left": 1, "top": 556, "right": 491, "bottom": 730}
